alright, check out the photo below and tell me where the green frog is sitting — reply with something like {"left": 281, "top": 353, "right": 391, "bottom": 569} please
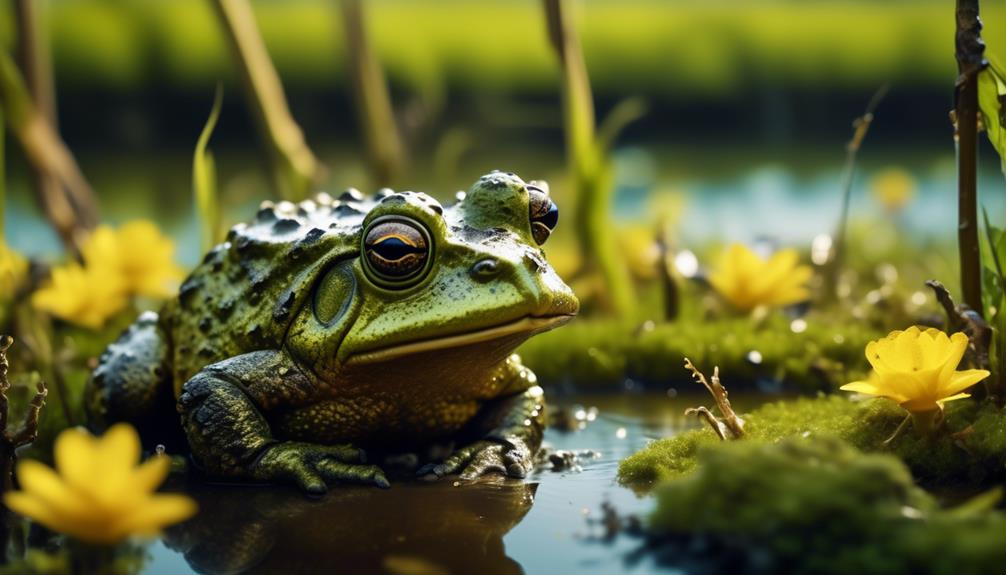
{"left": 86, "top": 172, "right": 578, "bottom": 495}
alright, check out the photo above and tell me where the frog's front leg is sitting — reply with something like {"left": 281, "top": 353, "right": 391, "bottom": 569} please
{"left": 177, "top": 350, "right": 389, "bottom": 494}
{"left": 421, "top": 355, "right": 545, "bottom": 480}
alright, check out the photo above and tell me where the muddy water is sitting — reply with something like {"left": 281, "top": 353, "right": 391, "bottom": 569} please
{"left": 138, "top": 392, "right": 721, "bottom": 575}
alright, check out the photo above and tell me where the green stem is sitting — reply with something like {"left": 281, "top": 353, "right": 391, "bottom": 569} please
{"left": 341, "top": 0, "right": 403, "bottom": 188}
{"left": 955, "top": 0, "right": 986, "bottom": 312}
{"left": 544, "top": 0, "right": 635, "bottom": 316}
{"left": 212, "top": 0, "right": 325, "bottom": 200}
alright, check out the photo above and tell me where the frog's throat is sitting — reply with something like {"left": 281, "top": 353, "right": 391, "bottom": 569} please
{"left": 345, "top": 314, "right": 574, "bottom": 365}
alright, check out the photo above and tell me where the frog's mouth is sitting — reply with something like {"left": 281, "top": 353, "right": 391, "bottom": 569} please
{"left": 345, "top": 314, "right": 574, "bottom": 365}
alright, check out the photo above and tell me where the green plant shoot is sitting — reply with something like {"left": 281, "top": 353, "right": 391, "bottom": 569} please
{"left": 194, "top": 86, "right": 224, "bottom": 253}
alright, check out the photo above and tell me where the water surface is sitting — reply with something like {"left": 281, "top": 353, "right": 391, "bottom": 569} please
{"left": 139, "top": 392, "right": 710, "bottom": 575}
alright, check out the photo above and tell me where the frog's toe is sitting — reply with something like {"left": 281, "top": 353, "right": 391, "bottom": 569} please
{"left": 458, "top": 446, "right": 508, "bottom": 481}
{"left": 315, "top": 459, "right": 390, "bottom": 489}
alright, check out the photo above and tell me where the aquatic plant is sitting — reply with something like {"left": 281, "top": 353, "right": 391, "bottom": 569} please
{"left": 3, "top": 423, "right": 197, "bottom": 545}
{"left": 341, "top": 0, "right": 404, "bottom": 187}
{"left": 840, "top": 327, "right": 989, "bottom": 436}
{"left": 193, "top": 86, "right": 223, "bottom": 252}
{"left": 0, "top": 45, "right": 96, "bottom": 254}
{"left": 543, "top": 0, "right": 643, "bottom": 316}
{"left": 707, "top": 243, "right": 811, "bottom": 312}
{"left": 211, "top": 0, "right": 325, "bottom": 200}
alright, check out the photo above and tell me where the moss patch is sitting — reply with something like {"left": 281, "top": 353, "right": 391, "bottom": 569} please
{"left": 520, "top": 314, "right": 881, "bottom": 392}
{"left": 619, "top": 396, "right": 1006, "bottom": 492}
{"left": 644, "top": 437, "right": 1006, "bottom": 574}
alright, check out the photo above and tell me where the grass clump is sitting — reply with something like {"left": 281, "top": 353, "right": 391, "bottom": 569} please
{"left": 620, "top": 396, "right": 1006, "bottom": 492}
{"left": 644, "top": 437, "right": 1006, "bottom": 574}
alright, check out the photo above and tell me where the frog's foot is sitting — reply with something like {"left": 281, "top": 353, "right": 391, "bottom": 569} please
{"left": 252, "top": 442, "right": 390, "bottom": 495}
{"left": 418, "top": 438, "right": 534, "bottom": 481}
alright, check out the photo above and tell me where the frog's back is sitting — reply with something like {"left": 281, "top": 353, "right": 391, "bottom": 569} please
{"left": 164, "top": 192, "right": 373, "bottom": 390}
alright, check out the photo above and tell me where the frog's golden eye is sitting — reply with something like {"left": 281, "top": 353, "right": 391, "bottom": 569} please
{"left": 363, "top": 217, "right": 432, "bottom": 287}
{"left": 527, "top": 185, "right": 558, "bottom": 245}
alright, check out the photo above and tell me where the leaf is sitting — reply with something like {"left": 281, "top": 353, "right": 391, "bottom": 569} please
{"left": 193, "top": 85, "right": 223, "bottom": 252}
{"left": 978, "top": 57, "right": 1006, "bottom": 174}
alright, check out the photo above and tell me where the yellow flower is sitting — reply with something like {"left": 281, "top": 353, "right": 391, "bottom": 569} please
{"left": 0, "top": 241, "right": 27, "bottom": 301}
{"left": 31, "top": 262, "right": 128, "bottom": 329}
{"left": 707, "top": 243, "right": 812, "bottom": 311}
{"left": 3, "top": 424, "right": 197, "bottom": 545}
{"left": 841, "top": 327, "right": 989, "bottom": 413}
{"left": 870, "top": 167, "right": 916, "bottom": 214}
{"left": 82, "top": 221, "right": 184, "bottom": 298}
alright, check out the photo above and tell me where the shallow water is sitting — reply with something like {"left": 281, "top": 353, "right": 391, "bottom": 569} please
{"left": 138, "top": 392, "right": 714, "bottom": 575}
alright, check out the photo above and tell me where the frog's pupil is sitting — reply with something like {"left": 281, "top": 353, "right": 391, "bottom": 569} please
{"left": 537, "top": 202, "right": 559, "bottom": 230}
{"left": 373, "top": 237, "right": 420, "bottom": 261}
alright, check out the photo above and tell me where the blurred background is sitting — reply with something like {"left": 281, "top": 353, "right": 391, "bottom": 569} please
{"left": 2, "top": 0, "right": 1005, "bottom": 266}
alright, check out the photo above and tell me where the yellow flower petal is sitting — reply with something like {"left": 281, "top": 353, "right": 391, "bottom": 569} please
{"left": 14, "top": 461, "right": 91, "bottom": 520}
{"left": 937, "top": 393, "right": 971, "bottom": 406}
{"left": 2, "top": 492, "right": 83, "bottom": 538}
{"left": 843, "top": 328, "right": 984, "bottom": 416}
{"left": 54, "top": 428, "right": 98, "bottom": 492}
{"left": 942, "top": 369, "right": 990, "bottom": 397}
{"left": 708, "top": 244, "right": 812, "bottom": 311}
{"left": 7, "top": 424, "right": 198, "bottom": 546}
{"left": 113, "top": 494, "right": 198, "bottom": 536}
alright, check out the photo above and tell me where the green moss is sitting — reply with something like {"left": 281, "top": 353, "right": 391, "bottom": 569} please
{"left": 645, "top": 437, "right": 1006, "bottom": 574}
{"left": 620, "top": 396, "right": 1006, "bottom": 492}
{"left": 520, "top": 314, "right": 880, "bottom": 392}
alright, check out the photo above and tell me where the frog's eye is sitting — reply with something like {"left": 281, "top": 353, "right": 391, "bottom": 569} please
{"left": 363, "top": 217, "right": 432, "bottom": 287}
{"left": 527, "top": 185, "right": 558, "bottom": 245}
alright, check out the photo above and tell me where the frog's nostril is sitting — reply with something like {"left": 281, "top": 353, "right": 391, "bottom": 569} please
{"left": 470, "top": 258, "right": 500, "bottom": 281}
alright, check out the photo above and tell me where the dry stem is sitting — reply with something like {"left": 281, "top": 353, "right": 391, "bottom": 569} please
{"left": 683, "top": 358, "right": 744, "bottom": 440}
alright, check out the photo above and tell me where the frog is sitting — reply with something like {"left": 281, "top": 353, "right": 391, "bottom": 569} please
{"left": 85, "top": 171, "right": 578, "bottom": 495}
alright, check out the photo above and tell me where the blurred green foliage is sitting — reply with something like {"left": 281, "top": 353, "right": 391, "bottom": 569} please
{"left": 4, "top": 1, "right": 1005, "bottom": 97}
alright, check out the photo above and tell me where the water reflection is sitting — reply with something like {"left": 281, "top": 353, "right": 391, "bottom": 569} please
{"left": 163, "top": 479, "right": 537, "bottom": 575}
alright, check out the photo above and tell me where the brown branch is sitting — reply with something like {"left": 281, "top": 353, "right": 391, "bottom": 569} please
{"left": 15, "top": 0, "right": 71, "bottom": 252}
{"left": 683, "top": 358, "right": 745, "bottom": 439}
{"left": 954, "top": 0, "right": 986, "bottom": 312}
{"left": 926, "top": 280, "right": 992, "bottom": 386}
{"left": 0, "top": 337, "right": 47, "bottom": 493}
{"left": 0, "top": 49, "right": 97, "bottom": 254}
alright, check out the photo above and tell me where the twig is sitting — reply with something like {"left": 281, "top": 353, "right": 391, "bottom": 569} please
{"left": 822, "top": 84, "right": 888, "bottom": 300}
{"left": 954, "top": 0, "right": 987, "bottom": 312}
{"left": 341, "top": 0, "right": 403, "bottom": 188}
{"left": 925, "top": 280, "right": 993, "bottom": 402}
{"left": 683, "top": 358, "right": 744, "bottom": 439}
{"left": 212, "top": 0, "right": 325, "bottom": 200}
{"left": 0, "top": 337, "right": 47, "bottom": 493}
{"left": 0, "top": 49, "right": 96, "bottom": 254}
